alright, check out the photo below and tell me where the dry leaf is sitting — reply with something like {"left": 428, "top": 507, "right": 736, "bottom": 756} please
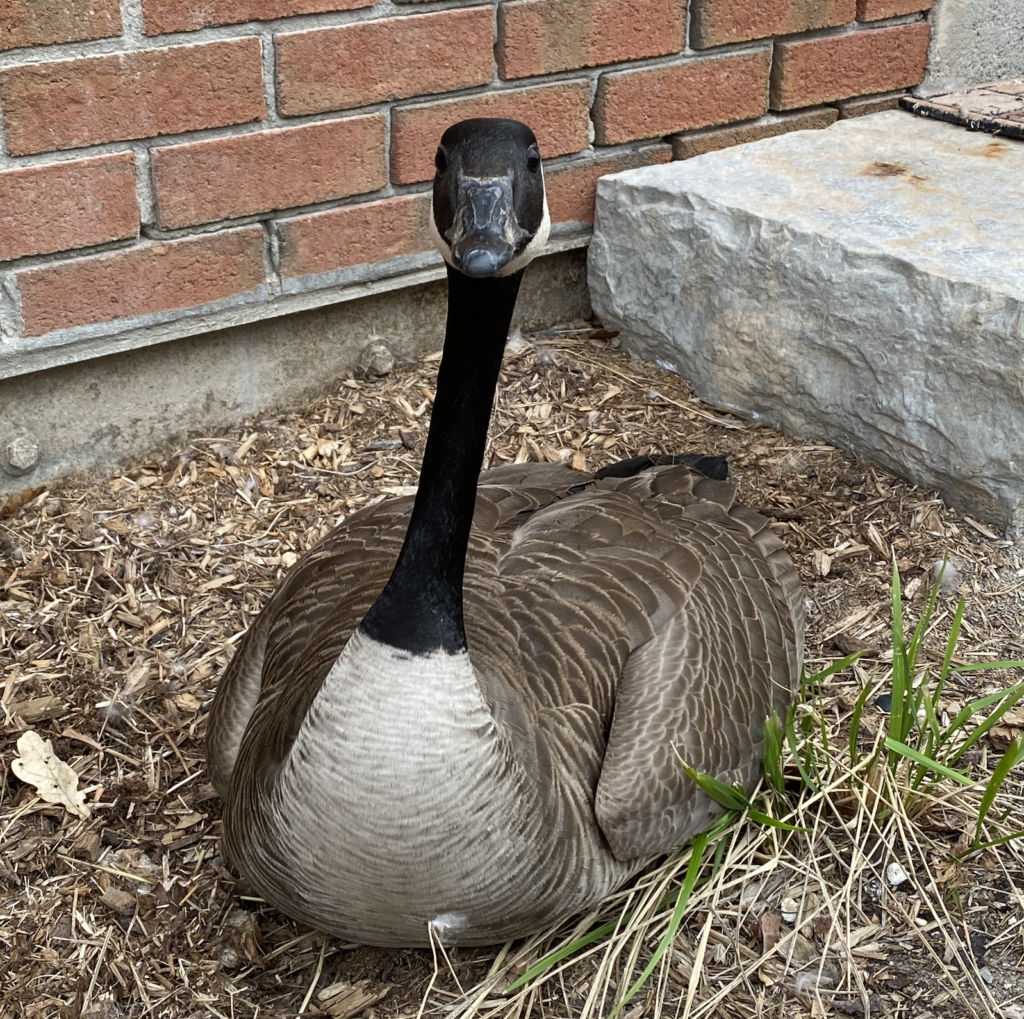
{"left": 989, "top": 707, "right": 1024, "bottom": 751}
{"left": 172, "top": 691, "right": 201, "bottom": 713}
{"left": 11, "top": 730, "right": 91, "bottom": 819}
{"left": 831, "top": 634, "right": 878, "bottom": 658}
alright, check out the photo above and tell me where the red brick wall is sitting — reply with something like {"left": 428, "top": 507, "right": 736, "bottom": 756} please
{"left": 0, "top": 0, "right": 931, "bottom": 345}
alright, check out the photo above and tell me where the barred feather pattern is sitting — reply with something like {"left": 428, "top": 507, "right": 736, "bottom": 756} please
{"left": 207, "top": 461, "right": 804, "bottom": 946}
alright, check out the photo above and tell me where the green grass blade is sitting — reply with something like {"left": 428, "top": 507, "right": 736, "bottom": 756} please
{"left": 943, "top": 682, "right": 1024, "bottom": 766}
{"left": 504, "top": 919, "right": 623, "bottom": 992}
{"left": 746, "top": 808, "right": 809, "bottom": 833}
{"left": 681, "top": 764, "right": 750, "bottom": 812}
{"left": 816, "top": 698, "right": 832, "bottom": 755}
{"left": 913, "top": 690, "right": 942, "bottom": 791}
{"left": 883, "top": 737, "right": 975, "bottom": 786}
{"left": 849, "top": 679, "right": 876, "bottom": 767}
{"left": 888, "top": 564, "right": 909, "bottom": 764}
{"left": 611, "top": 833, "right": 709, "bottom": 1018}
{"left": 805, "top": 653, "right": 864, "bottom": 685}
{"left": 962, "top": 828, "right": 1024, "bottom": 854}
{"left": 763, "top": 712, "right": 784, "bottom": 798}
{"left": 974, "top": 736, "right": 1024, "bottom": 847}
{"left": 922, "top": 673, "right": 942, "bottom": 746}
{"left": 711, "top": 831, "right": 729, "bottom": 876}
{"left": 953, "top": 659, "right": 1024, "bottom": 673}
{"left": 935, "top": 597, "right": 966, "bottom": 701}
{"left": 701, "top": 810, "right": 740, "bottom": 843}
{"left": 906, "top": 563, "right": 942, "bottom": 672}
{"left": 785, "top": 707, "right": 820, "bottom": 794}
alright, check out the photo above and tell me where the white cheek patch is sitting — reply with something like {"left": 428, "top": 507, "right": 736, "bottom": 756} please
{"left": 497, "top": 189, "right": 551, "bottom": 277}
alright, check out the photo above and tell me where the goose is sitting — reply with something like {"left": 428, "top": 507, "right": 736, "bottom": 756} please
{"left": 207, "top": 117, "right": 804, "bottom": 948}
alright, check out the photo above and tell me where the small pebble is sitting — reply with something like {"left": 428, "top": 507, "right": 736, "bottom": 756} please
{"left": 886, "top": 862, "right": 908, "bottom": 886}
{"left": 781, "top": 896, "right": 799, "bottom": 924}
{"left": 979, "top": 966, "right": 994, "bottom": 985}
{"left": 359, "top": 339, "right": 395, "bottom": 378}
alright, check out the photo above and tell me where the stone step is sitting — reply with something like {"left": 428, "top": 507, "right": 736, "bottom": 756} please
{"left": 588, "top": 110, "right": 1024, "bottom": 533}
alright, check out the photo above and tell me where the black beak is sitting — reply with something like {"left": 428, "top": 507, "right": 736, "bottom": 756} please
{"left": 447, "top": 172, "right": 528, "bottom": 278}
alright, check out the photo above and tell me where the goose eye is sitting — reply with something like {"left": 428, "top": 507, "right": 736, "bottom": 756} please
{"left": 434, "top": 148, "right": 448, "bottom": 175}
{"left": 526, "top": 149, "right": 541, "bottom": 173}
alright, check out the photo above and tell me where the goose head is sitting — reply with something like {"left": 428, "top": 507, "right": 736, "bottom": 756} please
{"left": 429, "top": 118, "right": 551, "bottom": 278}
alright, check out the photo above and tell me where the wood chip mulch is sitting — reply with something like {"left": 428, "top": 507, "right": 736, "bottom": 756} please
{"left": 2, "top": 322, "right": 1023, "bottom": 1019}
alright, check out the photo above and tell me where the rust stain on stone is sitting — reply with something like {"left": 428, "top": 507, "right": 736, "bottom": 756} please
{"left": 863, "top": 160, "right": 929, "bottom": 186}
{"left": 864, "top": 160, "right": 907, "bottom": 176}
{"left": 981, "top": 140, "right": 1010, "bottom": 158}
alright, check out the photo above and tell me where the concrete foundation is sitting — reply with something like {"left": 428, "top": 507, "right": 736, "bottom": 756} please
{"left": 921, "top": 0, "right": 1024, "bottom": 93}
{"left": 0, "top": 248, "right": 590, "bottom": 496}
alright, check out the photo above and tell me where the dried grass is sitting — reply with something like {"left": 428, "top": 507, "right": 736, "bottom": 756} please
{"left": 2, "top": 323, "right": 1023, "bottom": 1019}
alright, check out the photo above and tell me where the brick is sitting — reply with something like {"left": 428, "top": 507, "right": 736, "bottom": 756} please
{"left": 856, "top": 0, "right": 932, "bottom": 19}
{"left": 391, "top": 81, "right": 591, "bottom": 184}
{"left": 277, "top": 8, "right": 493, "bottom": 116}
{"left": 690, "top": 0, "right": 854, "bottom": 48}
{"left": 545, "top": 145, "right": 672, "bottom": 224}
{"left": 836, "top": 90, "right": 905, "bottom": 117}
{"left": 594, "top": 50, "right": 771, "bottom": 146}
{"left": 153, "top": 116, "right": 386, "bottom": 229}
{"left": 17, "top": 228, "right": 267, "bottom": 337}
{"left": 142, "top": 0, "right": 374, "bottom": 35}
{"left": 671, "top": 107, "right": 837, "bottom": 159}
{"left": 498, "top": 0, "right": 684, "bottom": 79}
{"left": 277, "top": 194, "right": 432, "bottom": 278}
{"left": 0, "top": 39, "right": 265, "bottom": 157}
{"left": 0, "top": 153, "right": 138, "bottom": 263}
{"left": 770, "top": 23, "right": 930, "bottom": 110}
{"left": 0, "top": 0, "right": 121, "bottom": 52}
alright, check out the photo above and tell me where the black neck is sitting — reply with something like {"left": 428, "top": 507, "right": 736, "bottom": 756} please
{"left": 359, "top": 265, "right": 524, "bottom": 654}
